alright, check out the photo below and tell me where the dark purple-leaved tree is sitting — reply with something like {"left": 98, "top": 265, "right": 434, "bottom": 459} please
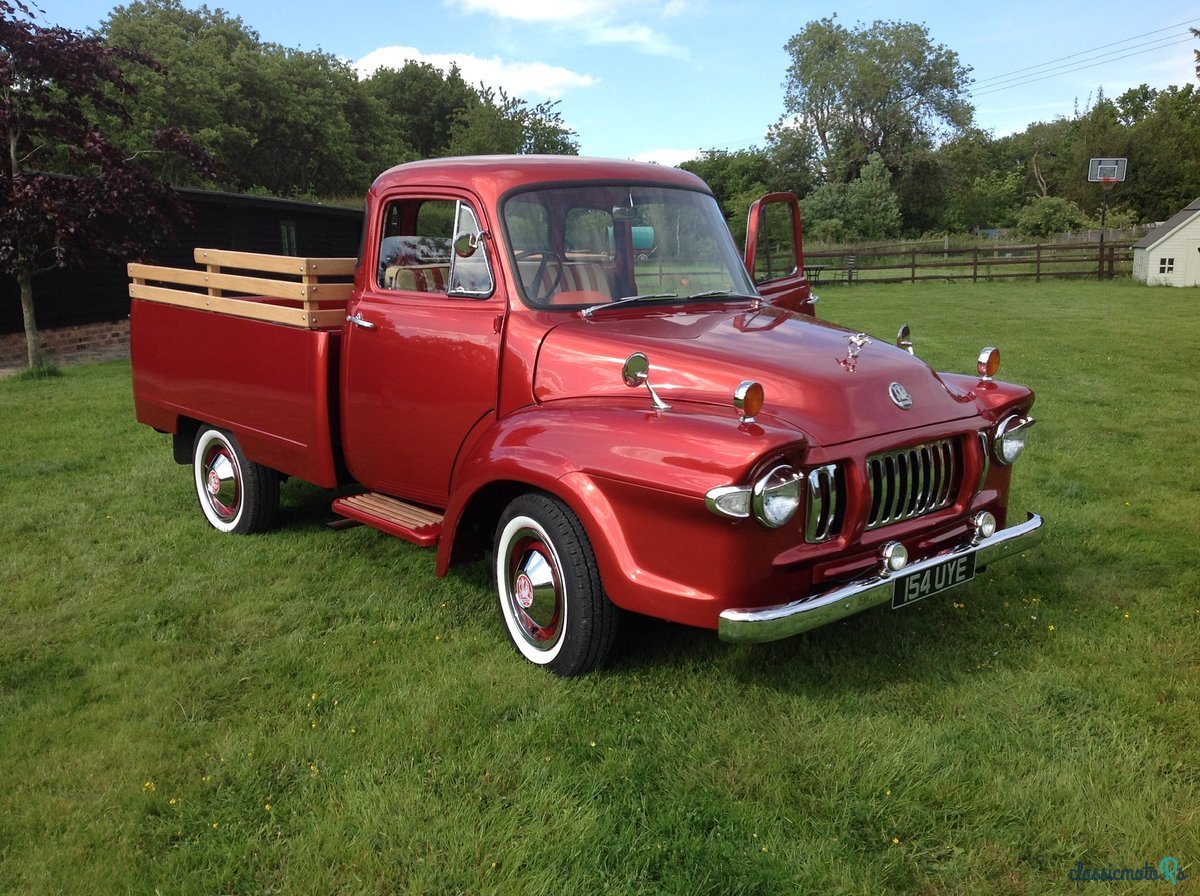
{"left": 1, "top": 0, "right": 213, "bottom": 369}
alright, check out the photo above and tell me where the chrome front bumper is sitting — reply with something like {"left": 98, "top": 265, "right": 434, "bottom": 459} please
{"left": 717, "top": 512, "right": 1044, "bottom": 644}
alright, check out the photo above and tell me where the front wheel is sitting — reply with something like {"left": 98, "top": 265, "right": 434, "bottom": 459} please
{"left": 494, "top": 493, "right": 617, "bottom": 676}
{"left": 192, "top": 426, "right": 279, "bottom": 534}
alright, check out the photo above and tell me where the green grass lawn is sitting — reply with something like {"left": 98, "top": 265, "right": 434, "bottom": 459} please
{"left": 1, "top": 279, "right": 1197, "bottom": 894}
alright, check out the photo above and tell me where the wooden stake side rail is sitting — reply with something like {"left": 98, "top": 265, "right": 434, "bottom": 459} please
{"left": 129, "top": 248, "right": 358, "bottom": 330}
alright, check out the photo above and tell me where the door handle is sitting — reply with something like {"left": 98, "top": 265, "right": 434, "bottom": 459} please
{"left": 346, "top": 312, "right": 376, "bottom": 330}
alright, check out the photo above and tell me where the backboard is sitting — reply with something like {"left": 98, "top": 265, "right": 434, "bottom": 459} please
{"left": 1088, "top": 158, "right": 1127, "bottom": 183}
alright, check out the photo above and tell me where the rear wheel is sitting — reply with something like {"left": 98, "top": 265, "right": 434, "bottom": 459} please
{"left": 494, "top": 493, "right": 617, "bottom": 676}
{"left": 192, "top": 426, "right": 279, "bottom": 534}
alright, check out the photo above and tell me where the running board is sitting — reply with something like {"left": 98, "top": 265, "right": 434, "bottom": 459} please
{"left": 331, "top": 493, "right": 443, "bottom": 547}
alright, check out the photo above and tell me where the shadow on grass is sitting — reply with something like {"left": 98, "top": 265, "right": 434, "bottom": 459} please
{"left": 270, "top": 479, "right": 1055, "bottom": 692}
{"left": 607, "top": 583, "right": 1050, "bottom": 696}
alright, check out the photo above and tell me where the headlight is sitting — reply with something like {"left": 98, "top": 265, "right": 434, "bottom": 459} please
{"left": 752, "top": 464, "right": 801, "bottom": 528}
{"left": 993, "top": 415, "right": 1035, "bottom": 465}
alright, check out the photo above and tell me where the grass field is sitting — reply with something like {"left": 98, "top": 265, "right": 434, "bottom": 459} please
{"left": 1, "top": 279, "right": 1197, "bottom": 894}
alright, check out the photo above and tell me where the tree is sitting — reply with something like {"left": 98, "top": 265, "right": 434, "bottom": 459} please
{"left": 102, "top": 0, "right": 375, "bottom": 196}
{"left": 1, "top": 0, "right": 212, "bottom": 368}
{"left": 1013, "top": 196, "right": 1088, "bottom": 239}
{"left": 446, "top": 87, "right": 577, "bottom": 156}
{"left": 781, "top": 16, "right": 973, "bottom": 182}
{"left": 363, "top": 61, "right": 477, "bottom": 159}
{"left": 801, "top": 153, "right": 901, "bottom": 243}
{"left": 680, "top": 148, "right": 773, "bottom": 226}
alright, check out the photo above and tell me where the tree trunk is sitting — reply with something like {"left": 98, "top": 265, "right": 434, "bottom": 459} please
{"left": 17, "top": 268, "right": 45, "bottom": 369}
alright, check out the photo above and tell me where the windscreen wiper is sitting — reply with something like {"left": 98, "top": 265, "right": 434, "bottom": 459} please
{"left": 687, "top": 289, "right": 762, "bottom": 302}
{"left": 582, "top": 293, "right": 679, "bottom": 318}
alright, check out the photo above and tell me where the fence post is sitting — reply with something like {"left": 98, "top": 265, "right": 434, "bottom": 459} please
{"left": 911, "top": 249, "right": 916, "bottom": 283}
{"left": 1036, "top": 245, "right": 1041, "bottom": 283}
{"left": 973, "top": 248, "right": 979, "bottom": 283}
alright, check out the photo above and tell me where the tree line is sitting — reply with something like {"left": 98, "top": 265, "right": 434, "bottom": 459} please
{"left": 92, "top": 0, "right": 578, "bottom": 198}
{"left": 684, "top": 18, "right": 1200, "bottom": 244}
{"left": 4, "top": 2, "right": 1199, "bottom": 370}
{"left": 27, "top": 3, "right": 1200, "bottom": 234}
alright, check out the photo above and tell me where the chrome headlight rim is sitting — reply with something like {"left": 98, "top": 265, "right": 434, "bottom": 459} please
{"left": 992, "top": 414, "right": 1035, "bottom": 466}
{"left": 752, "top": 464, "right": 802, "bottom": 529}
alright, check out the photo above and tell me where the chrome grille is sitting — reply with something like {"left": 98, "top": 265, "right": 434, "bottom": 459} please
{"left": 805, "top": 463, "right": 844, "bottom": 543}
{"left": 866, "top": 438, "right": 961, "bottom": 530}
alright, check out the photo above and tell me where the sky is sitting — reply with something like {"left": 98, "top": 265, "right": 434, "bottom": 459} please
{"left": 49, "top": 0, "right": 1200, "bottom": 167}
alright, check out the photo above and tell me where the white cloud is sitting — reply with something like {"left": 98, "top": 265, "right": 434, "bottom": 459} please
{"left": 448, "top": 0, "right": 689, "bottom": 58}
{"left": 356, "top": 46, "right": 598, "bottom": 99}
{"left": 452, "top": 0, "right": 623, "bottom": 23}
{"left": 629, "top": 147, "right": 703, "bottom": 167}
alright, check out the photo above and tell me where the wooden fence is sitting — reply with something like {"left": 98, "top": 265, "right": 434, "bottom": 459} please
{"left": 803, "top": 241, "right": 1135, "bottom": 285}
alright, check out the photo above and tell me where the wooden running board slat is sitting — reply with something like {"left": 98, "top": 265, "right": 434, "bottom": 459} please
{"left": 331, "top": 493, "right": 443, "bottom": 547}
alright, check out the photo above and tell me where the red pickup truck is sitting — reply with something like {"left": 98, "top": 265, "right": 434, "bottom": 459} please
{"left": 130, "top": 155, "right": 1043, "bottom": 675}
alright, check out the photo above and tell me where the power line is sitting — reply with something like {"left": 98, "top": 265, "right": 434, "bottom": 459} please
{"left": 971, "top": 17, "right": 1198, "bottom": 85}
{"left": 701, "top": 18, "right": 1200, "bottom": 152}
{"left": 969, "top": 17, "right": 1199, "bottom": 95}
{"left": 974, "top": 35, "right": 1189, "bottom": 91}
{"left": 971, "top": 37, "right": 1195, "bottom": 97}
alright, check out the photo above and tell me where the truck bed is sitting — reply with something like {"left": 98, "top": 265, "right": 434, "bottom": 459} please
{"left": 129, "top": 249, "right": 356, "bottom": 488}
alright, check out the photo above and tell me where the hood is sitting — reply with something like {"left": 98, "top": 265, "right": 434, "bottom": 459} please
{"left": 532, "top": 305, "right": 980, "bottom": 446}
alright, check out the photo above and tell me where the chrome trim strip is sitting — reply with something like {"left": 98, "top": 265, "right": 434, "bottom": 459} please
{"left": 717, "top": 512, "right": 1044, "bottom": 644}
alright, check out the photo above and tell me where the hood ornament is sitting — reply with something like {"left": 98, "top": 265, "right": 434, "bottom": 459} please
{"left": 837, "top": 333, "right": 871, "bottom": 373}
{"left": 889, "top": 382, "right": 913, "bottom": 410}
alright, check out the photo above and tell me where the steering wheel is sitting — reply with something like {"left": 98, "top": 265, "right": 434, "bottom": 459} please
{"left": 513, "top": 249, "right": 565, "bottom": 303}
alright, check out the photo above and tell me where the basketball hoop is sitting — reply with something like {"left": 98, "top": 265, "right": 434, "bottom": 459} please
{"left": 1087, "top": 158, "right": 1128, "bottom": 282}
{"left": 1088, "top": 158, "right": 1127, "bottom": 184}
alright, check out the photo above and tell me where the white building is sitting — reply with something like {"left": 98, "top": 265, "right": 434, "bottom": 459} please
{"left": 1132, "top": 198, "right": 1200, "bottom": 286}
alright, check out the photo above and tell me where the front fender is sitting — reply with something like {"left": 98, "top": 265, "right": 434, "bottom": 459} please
{"left": 436, "top": 400, "right": 810, "bottom": 627}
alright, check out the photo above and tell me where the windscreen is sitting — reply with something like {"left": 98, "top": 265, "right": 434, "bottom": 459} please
{"left": 501, "top": 184, "right": 757, "bottom": 310}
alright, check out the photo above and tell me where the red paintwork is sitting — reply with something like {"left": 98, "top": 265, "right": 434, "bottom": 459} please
{"left": 131, "top": 298, "right": 342, "bottom": 488}
{"left": 131, "top": 155, "right": 1036, "bottom": 631}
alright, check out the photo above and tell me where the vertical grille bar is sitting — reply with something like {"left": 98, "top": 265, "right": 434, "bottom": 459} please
{"left": 866, "top": 438, "right": 962, "bottom": 530}
{"left": 805, "top": 463, "right": 843, "bottom": 543}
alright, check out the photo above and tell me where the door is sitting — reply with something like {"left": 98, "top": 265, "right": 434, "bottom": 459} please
{"left": 744, "top": 192, "right": 816, "bottom": 315}
{"left": 1187, "top": 240, "right": 1200, "bottom": 287}
{"left": 341, "top": 192, "right": 503, "bottom": 506}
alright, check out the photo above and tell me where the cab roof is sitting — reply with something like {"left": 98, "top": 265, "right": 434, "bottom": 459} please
{"left": 369, "top": 155, "right": 711, "bottom": 203}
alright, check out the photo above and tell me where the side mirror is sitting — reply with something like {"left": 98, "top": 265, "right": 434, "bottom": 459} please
{"left": 621, "top": 352, "right": 670, "bottom": 410}
{"left": 453, "top": 232, "right": 479, "bottom": 259}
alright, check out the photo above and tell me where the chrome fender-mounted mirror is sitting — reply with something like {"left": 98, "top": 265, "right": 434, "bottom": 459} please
{"left": 622, "top": 352, "right": 670, "bottom": 411}
{"left": 896, "top": 323, "right": 914, "bottom": 355}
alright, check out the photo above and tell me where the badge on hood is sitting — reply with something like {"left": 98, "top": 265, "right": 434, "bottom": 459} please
{"left": 889, "top": 382, "right": 913, "bottom": 410}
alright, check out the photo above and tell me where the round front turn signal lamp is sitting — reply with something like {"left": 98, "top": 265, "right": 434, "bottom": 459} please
{"left": 734, "top": 380, "right": 765, "bottom": 423}
{"left": 977, "top": 346, "right": 1000, "bottom": 381}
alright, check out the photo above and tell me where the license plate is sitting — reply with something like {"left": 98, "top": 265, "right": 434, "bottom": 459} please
{"left": 892, "top": 552, "right": 977, "bottom": 609}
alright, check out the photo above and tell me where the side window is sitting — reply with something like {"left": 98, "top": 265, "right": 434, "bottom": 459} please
{"left": 377, "top": 198, "right": 491, "bottom": 297}
{"left": 752, "top": 200, "right": 799, "bottom": 284}
{"left": 448, "top": 203, "right": 493, "bottom": 297}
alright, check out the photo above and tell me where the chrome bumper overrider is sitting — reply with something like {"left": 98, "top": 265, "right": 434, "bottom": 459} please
{"left": 717, "top": 512, "right": 1044, "bottom": 644}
